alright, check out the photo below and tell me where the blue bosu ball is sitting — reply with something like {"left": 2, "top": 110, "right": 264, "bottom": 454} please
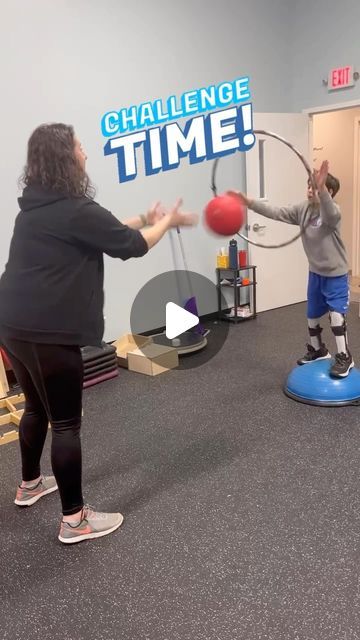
{"left": 284, "top": 360, "right": 360, "bottom": 406}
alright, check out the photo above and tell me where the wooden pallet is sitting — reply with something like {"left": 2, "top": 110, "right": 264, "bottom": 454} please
{"left": 0, "top": 393, "right": 25, "bottom": 446}
{"left": 0, "top": 351, "right": 9, "bottom": 399}
{"left": 0, "top": 397, "right": 83, "bottom": 446}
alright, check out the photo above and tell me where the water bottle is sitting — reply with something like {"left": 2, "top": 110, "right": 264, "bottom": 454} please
{"left": 229, "top": 238, "right": 238, "bottom": 269}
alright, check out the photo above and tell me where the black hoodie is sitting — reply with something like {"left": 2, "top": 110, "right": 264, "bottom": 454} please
{"left": 0, "top": 185, "right": 148, "bottom": 346}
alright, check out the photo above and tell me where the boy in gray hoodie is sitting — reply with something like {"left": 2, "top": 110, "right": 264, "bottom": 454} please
{"left": 231, "top": 160, "right": 353, "bottom": 378}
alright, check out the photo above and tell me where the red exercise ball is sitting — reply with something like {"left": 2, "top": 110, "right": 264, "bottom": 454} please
{"left": 204, "top": 193, "right": 245, "bottom": 236}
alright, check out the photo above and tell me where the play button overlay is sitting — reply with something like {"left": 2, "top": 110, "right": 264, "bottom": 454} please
{"left": 129, "top": 269, "right": 232, "bottom": 370}
{"left": 165, "top": 302, "right": 199, "bottom": 339}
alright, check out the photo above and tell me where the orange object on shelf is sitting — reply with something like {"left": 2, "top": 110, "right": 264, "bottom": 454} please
{"left": 216, "top": 255, "right": 229, "bottom": 268}
{"left": 242, "top": 277, "right": 251, "bottom": 285}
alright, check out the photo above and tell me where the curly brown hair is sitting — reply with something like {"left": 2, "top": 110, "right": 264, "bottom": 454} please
{"left": 21, "top": 123, "right": 95, "bottom": 198}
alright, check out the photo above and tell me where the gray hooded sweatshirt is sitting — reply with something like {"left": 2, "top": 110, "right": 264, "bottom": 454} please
{"left": 250, "top": 189, "right": 348, "bottom": 277}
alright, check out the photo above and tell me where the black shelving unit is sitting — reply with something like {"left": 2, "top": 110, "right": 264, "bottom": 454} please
{"left": 216, "top": 266, "right": 257, "bottom": 323}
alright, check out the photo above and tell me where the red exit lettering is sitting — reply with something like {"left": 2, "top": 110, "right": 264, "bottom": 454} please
{"left": 329, "top": 66, "right": 354, "bottom": 90}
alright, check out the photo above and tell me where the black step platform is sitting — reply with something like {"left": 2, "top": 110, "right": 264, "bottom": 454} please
{"left": 81, "top": 343, "right": 118, "bottom": 388}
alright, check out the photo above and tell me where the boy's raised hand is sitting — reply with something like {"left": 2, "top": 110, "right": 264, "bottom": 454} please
{"left": 314, "top": 160, "right": 329, "bottom": 192}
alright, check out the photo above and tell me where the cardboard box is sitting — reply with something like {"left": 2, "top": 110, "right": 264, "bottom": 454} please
{"left": 112, "top": 334, "right": 151, "bottom": 368}
{"left": 128, "top": 343, "right": 179, "bottom": 376}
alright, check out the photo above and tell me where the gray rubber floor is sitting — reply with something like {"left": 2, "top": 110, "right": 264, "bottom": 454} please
{"left": 1, "top": 302, "right": 360, "bottom": 640}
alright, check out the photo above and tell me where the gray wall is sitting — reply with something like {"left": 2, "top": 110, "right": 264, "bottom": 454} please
{"left": 291, "top": 0, "right": 360, "bottom": 111}
{"left": 0, "top": 0, "right": 293, "bottom": 341}
{"left": 4, "top": 0, "right": 360, "bottom": 341}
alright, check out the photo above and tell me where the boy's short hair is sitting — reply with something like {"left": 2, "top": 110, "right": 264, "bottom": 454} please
{"left": 326, "top": 173, "right": 340, "bottom": 198}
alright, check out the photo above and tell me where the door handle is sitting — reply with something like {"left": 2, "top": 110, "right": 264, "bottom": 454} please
{"left": 252, "top": 223, "right": 266, "bottom": 232}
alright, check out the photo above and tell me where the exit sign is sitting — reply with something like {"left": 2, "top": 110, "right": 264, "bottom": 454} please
{"left": 328, "top": 66, "right": 354, "bottom": 90}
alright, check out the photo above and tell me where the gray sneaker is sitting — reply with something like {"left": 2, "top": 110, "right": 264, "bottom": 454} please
{"left": 58, "top": 505, "right": 124, "bottom": 544}
{"left": 14, "top": 475, "right": 58, "bottom": 506}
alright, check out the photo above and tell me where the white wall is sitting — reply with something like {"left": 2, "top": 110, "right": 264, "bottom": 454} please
{"left": 0, "top": 0, "right": 294, "bottom": 340}
{"left": 312, "top": 108, "right": 360, "bottom": 269}
{"left": 291, "top": 0, "right": 360, "bottom": 111}
{"left": 294, "top": 0, "right": 360, "bottom": 275}
{"left": 2, "top": 2, "right": 360, "bottom": 341}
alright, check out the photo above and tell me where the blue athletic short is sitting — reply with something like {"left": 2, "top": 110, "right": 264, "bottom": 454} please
{"left": 307, "top": 272, "right": 349, "bottom": 318}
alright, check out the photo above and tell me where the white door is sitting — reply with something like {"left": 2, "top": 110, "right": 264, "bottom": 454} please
{"left": 245, "top": 113, "right": 310, "bottom": 312}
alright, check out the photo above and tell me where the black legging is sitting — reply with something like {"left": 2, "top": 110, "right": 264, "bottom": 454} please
{"left": 1, "top": 337, "right": 84, "bottom": 515}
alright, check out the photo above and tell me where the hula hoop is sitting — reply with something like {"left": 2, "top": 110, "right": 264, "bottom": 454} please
{"left": 210, "top": 129, "right": 317, "bottom": 249}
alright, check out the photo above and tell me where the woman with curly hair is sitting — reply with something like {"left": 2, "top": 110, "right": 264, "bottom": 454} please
{"left": 0, "top": 123, "right": 197, "bottom": 544}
